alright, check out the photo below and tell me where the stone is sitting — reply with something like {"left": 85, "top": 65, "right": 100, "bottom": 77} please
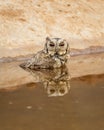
{"left": 0, "top": 0, "right": 104, "bottom": 58}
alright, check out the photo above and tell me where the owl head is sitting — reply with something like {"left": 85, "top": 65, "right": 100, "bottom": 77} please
{"left": 44, "top": 37, "right": 69, "bottom": 56}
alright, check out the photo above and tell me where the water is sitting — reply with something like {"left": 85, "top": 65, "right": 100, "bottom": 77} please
{"left": 0, "top": 53, "right": 104, "bottom": 130}
{"left": 0, "top": 74, "right": 104, "bottom": 130}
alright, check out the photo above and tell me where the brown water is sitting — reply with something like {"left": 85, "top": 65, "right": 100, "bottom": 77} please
{"left": 0, "top": 74, "right": 104, "bottom": 130}
{"left": 0, "top": 53, "right": 104, "bottom": 130}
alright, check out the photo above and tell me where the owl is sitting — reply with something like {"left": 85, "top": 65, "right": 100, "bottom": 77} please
{"left": 20, "top": 37, "right": 70, "bottom": 69}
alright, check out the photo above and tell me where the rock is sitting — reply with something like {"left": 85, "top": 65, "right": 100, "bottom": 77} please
{"left": 0, "top": 0, "right": 104, "bottom": 58}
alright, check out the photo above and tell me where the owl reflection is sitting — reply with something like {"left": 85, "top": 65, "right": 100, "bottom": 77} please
{"left": 20, "top": 37, "right": 70, "bottom": 69}
{"left": 21, "top": 65, "right": 71, "bottom": 97}
{"left": 44, "top": 80, "right": 70, "bottom": 97}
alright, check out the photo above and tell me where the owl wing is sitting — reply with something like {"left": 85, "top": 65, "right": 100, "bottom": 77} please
{"left": 20, "top": 51, "right": 56, "bottom": 69}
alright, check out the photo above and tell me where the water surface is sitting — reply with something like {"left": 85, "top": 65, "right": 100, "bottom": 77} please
{"left": 0, "top": 74, "right": 104, "bottom": 130}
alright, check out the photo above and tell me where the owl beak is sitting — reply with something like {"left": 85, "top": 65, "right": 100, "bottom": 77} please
{"left": 55, "top": 47, "right": 59, "bottom": 53}
{"left": 55, "top": 50, "right": 58, "bottom": 55}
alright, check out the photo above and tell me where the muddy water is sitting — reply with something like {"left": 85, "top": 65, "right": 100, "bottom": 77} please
{"left": 0, "top": 74, "right": 104, "bottom": 130}
{"left": 0, "top": 53, "right": 104, "bottom": 130}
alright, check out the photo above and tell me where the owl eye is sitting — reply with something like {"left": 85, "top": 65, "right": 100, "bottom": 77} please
{"left": 49, "top": 42, "right": 55, "bottom": 47}
{"left": 59, "top": 42, "right": 65, "bottom": 46}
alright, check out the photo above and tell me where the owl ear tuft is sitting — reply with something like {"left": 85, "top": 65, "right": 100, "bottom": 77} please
{"left": 46, "top": 36, "right": 50, "bottom": 41}
{"left": 65, "top": 40, "right": 70, "bottom": 53}
{"left": 44, "top": 37, "right": 50, "bottom": 53}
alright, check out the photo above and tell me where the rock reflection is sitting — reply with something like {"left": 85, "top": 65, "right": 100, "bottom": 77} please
{"left": 21, "top": 66, "right": 71, "bottom": 97}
